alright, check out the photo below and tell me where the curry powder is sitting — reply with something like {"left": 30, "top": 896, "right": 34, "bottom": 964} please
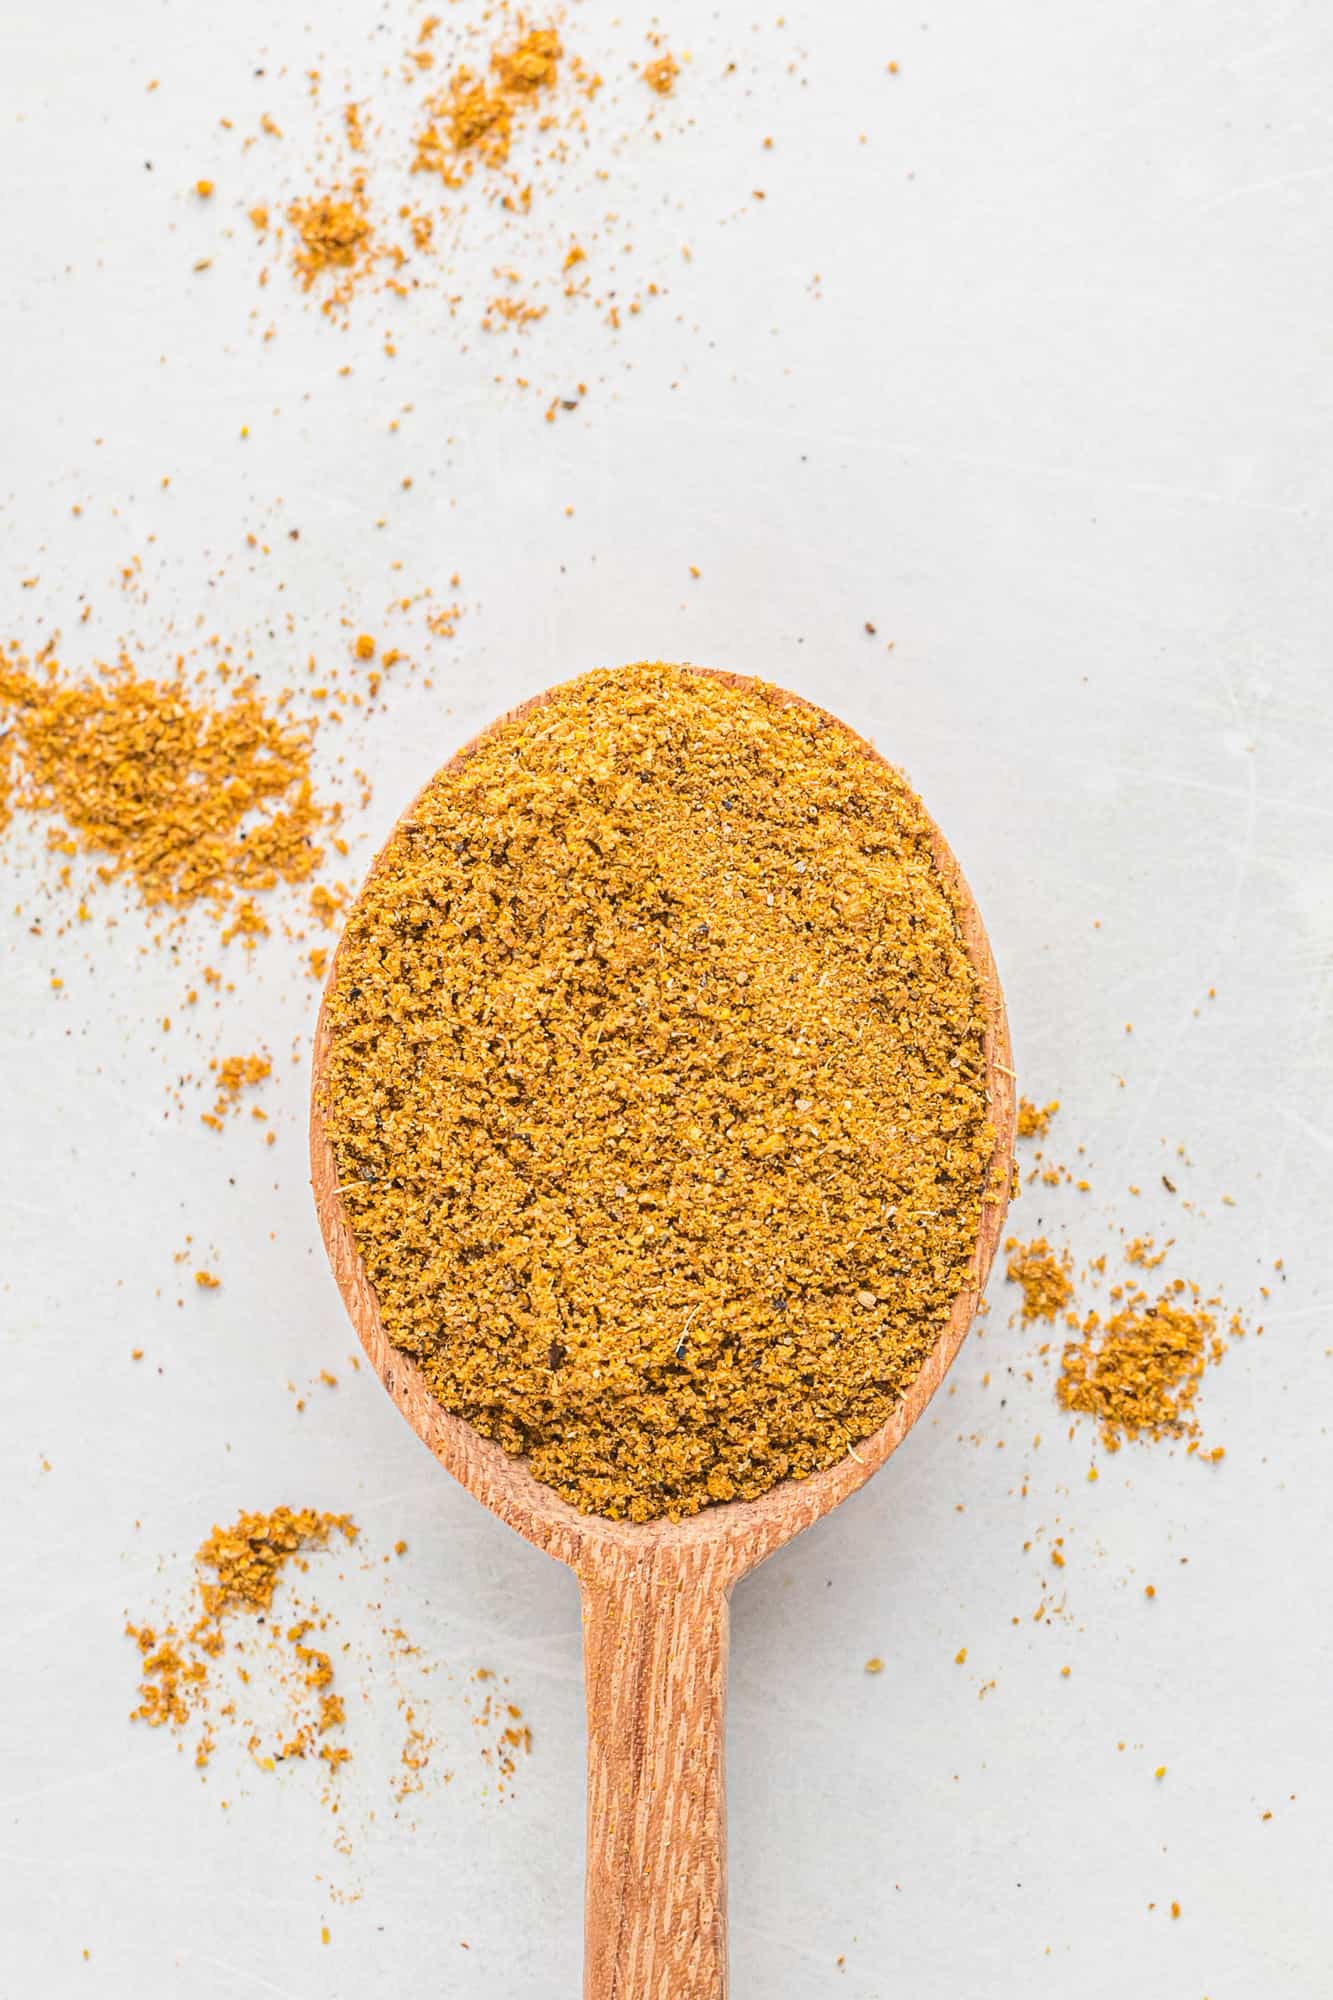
{"left": 413, "top": 26, "right": 562, "bottom": 181}
{"left": 1005, "top": 1235, "right": 1074, "bottom": 1322}
{"left": 1016, "top": 1096, "right": 1058, "bottom": 1139}
{"left": 127, "top": 1507, "right": 357, "bottom": 1765}
{"left": 1057, "top": 1284, "right": 1227, "bottom": 1451}
{"left": 0, "top": 646, "right": 327, "bottom": 922}
{"left": 321, "top": 663, "right": 994, "bottom": 1521}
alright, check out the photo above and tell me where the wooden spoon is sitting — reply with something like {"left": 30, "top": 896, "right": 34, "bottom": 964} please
{"left": 309, "top": 668, "right": 1014, "bottom": 2000}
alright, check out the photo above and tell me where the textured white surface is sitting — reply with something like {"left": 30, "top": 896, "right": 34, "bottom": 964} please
{"left": 2, "top": 1, "right": 1330, "bottom": 1994}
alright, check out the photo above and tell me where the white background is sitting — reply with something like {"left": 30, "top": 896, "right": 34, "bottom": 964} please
{"left": 2, "top": 1, "right": 1330, "bottom": 1994}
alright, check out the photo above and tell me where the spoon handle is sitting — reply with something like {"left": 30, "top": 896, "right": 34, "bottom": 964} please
{"left": 580, "top": 1544, "right": 733, "bottom": 1999}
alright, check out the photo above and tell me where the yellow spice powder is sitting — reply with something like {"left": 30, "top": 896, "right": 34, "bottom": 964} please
{"left": 643, "top": 53, "right": 680, "bottom": 95}
{"left": 127, "top": 1507, "right": 357, "bottom": 1766}
{"left": 0, "top": 646, "right": 327, "bottom": 923}
{"left": 288, "top": 180, "right": 376, "bottom": 302}
{"left": 1005, "top": 1236, "right": 1074, "bottom": 1321}
{"left": 1057, "top": 1284, "right": 1227, "bottom": 1450}
{"left": 202, "top": 1052, "right": 273, "bottom": 1129}
{"left": 1016, "top": 1096, "right": 1058, "bottom": 1139}
{"left": 492, "top": 26, "right": 562, "bottom": 97}
{"left": 321, "top": 662, "right": 997, "bottom": 1521}
{"left": 414, "top": 26, "right": 561, "bottom": 180}
{"left": 194, "top": 1506, "right": 357, "bottom": 1618}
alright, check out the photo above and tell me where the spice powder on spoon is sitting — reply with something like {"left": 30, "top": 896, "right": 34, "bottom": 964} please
{"left": 320, "top": 663, "right": 995, "bottom": 1521}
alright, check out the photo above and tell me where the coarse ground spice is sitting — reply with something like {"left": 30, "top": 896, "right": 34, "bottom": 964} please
{"left": 127, "top": 1507, "right": 357, "bottom": 1768}
{"left": 493, "top": 25, "right": 562, "bottom": 98}
{"left": 202, "top": 4, "right": 771, "bottom": 383}
{"left": 413, "top": 26, "right": 562, "bottom": 180}
{"left": 288, "top": 179, "right": 377, "bottom": 307}
{"left": 1017, "top": 1096, "right": 1058, "bottom": 1139}
{"left": 642, "top": 52, "right": 680, "bottom": 95}
{"left": 194, "top": 1507, "right": 356, "bottom": 1617}
{"left": 0, "top": 646, "right": 329, "bottom": 928}
{"left": 127, "top": 1512, "right": 532, "bottom": 1808}
{"left": 0, "top": 730, "right": 13, "bottom": 836}
{"left": 1005, "top": 1236, "right": 1074, "bottom": 1322}
{"left": 321, "top": 662, "right": 997, "bottom": 1521}
{"left": 202, "top": 1052, "right": 273, "bottom": 1130}
{"left": 1056, "top": 1283, "right": 1236, "bottom": 1452}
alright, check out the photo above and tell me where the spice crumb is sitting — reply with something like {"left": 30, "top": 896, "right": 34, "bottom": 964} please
{"left": 0, "top": 646, "right": 329, "bottom": 941}
{"left": 1005, "top": 1237, "right": 1073, "bottom": 1322}
{"left": 1058, "top": 1287, "right": 1236, "bottom": 1452}
{"left": 643, "top": 52, "right": 680, "bottom": 96}
{"left": 1016, "top": 1096, "right": 1059, "bottom": 1139}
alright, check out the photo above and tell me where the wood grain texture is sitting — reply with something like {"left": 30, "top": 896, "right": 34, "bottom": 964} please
{"left": 582, "top": 1545, "right": 732, "bottom": 2000}
{"left": 309, "top": 664, "right": 1016, "bottom": 1998}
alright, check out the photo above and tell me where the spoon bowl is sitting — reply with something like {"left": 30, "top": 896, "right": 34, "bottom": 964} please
{"left": 310, "top": 666, "right": 1014, "bottom": 1999}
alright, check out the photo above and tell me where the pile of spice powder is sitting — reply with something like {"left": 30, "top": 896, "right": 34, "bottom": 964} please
{"left": 642, "top": 52, "right": 680, "bottom": 96}
{"left": 127, "top": 1507, "right": 357, "bottom": 1768}
{"left": 1005, "top": 1236, "right": 1075, "bottom": 1322}
{"left": 0, "top": 646, "right": 328, "bottom": 925}
{"left": 202, "top": 1051, "right": 274, "bottom": 1130}
{"left": 287, "top": 179, "right": 376, "bottom": 307}
{"left": 1016, "top": 1096, "right": 1059, "bottom": 1139}
{"left": 218, "top": 10, "right": 725, "bottom": 355}
{"left": 321, "top": 663, "right": 999, "bottom": 1521}
{"left": 1056, "top": 1282, "right": 1232, "bottom": 1453}
{"left": 412, "top": 26, "right": 563, "bottom": 181}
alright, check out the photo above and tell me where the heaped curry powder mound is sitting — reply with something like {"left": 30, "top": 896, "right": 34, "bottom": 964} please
{"left": 321, "top": 663, "right": 995, "bottom": 1520}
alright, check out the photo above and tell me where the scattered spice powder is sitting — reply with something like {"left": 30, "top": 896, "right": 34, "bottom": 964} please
{"left": 643, "top": 53, "right": 680, "bottom": 96}
{"left": 127, "top": 1507, "right": 357, "bottom": 1768}
{"left": 469, "top": 1671, "right": 534, "bottom": 1788}
{"left": 195, "top": 1507, "right": 356, "bottom": 1618}
{"left": 202, "top": 1052, "right": 273, "bottom": 1129}
{"left": 414, "top": 26, "right": 562, "bottom": 180}
{"left": 492, "top": 26, "right": 562, "bottom": 97}
{"left": 309, "top": 883, "right": 348, "bottom": 929}
{"left": 0, "top": 646, "right": 328, "bottom": 932}
{"left": 206, "top": 8, "right": 766, "bottom": 367}
{"left": 1056, "top": 1283, "right": 1232, "bottom": 1451}
{"left": 1016, "top": 1096, "right": 1059, "bottom": 1139}
{"left": 1005, "top": 1237, "right": 1074, "bottom": 1322}
{"left": 288, "top": 180, "right": 376, "bottom": 306}
{"left": 1002, "top": 1117, "right": 1259, "bottom": 1454}
{"left": 321, "top": 664, "right": 999, "bottom": 1521}
{"left": 482, "top": 292, "right": 548, "bottom": 332}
